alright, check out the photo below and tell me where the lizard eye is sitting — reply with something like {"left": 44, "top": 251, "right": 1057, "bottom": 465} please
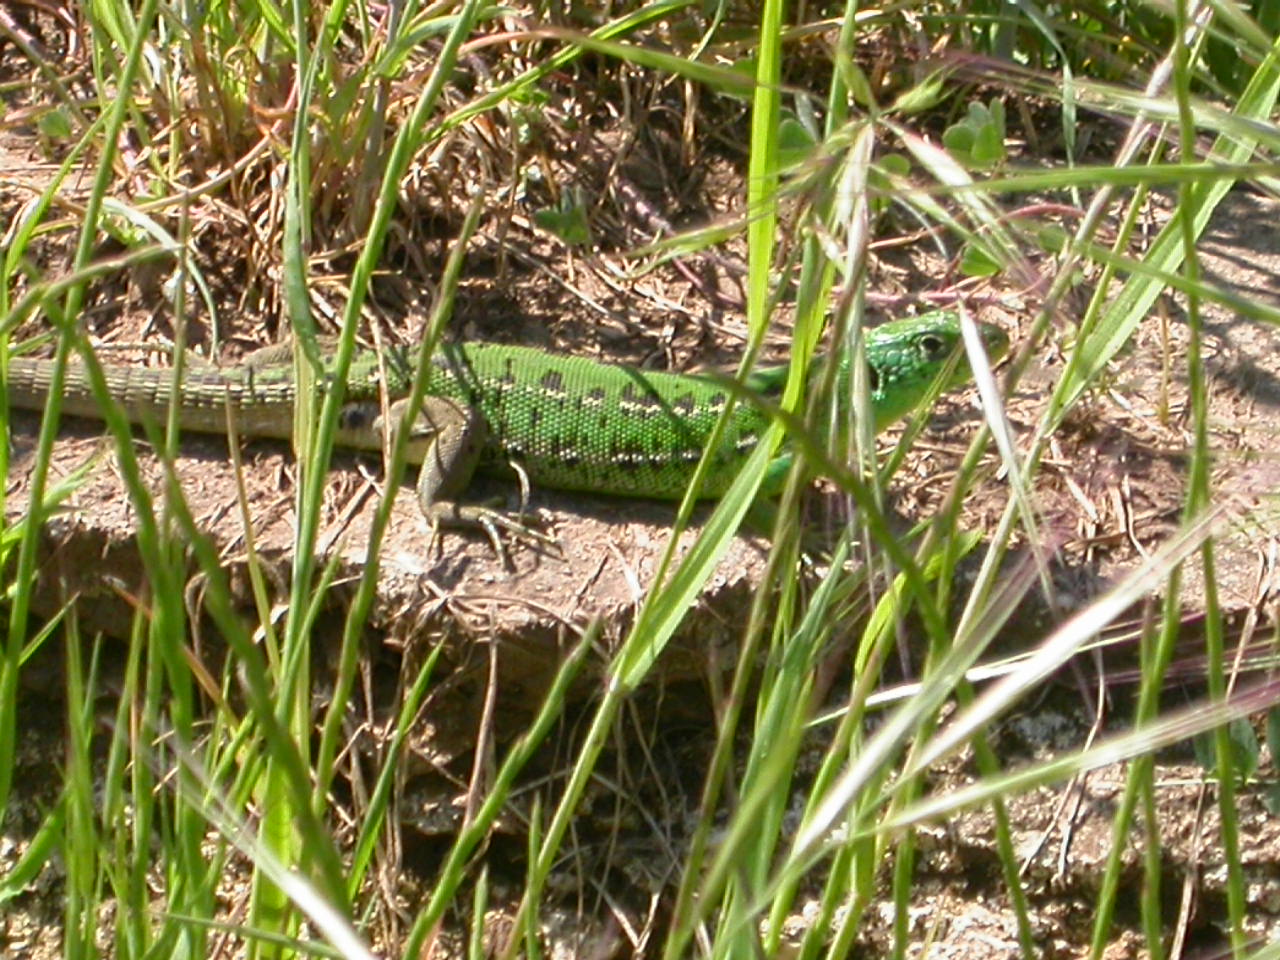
{"left": 918, "top": 333, "right": 950, "bottom": 361}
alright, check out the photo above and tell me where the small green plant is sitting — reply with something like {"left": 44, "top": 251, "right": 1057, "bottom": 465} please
{"left": 943, "top": 98, "right": 1007, "bottom": 169}
{"left": 533, "top": 185, "right": 593, "bottom": 247}
{"left": 777, "top": 113, "right": 818, "bottom": 170}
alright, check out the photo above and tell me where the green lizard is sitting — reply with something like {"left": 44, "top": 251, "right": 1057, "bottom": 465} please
{"left": 4, "top": 312, "right": 1008, "bottom": 537}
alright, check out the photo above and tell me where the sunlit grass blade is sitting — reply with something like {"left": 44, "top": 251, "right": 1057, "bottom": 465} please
{"left": 1053, "top": 36, "right": 1280, "bottom": 421}
{"left": 884, "top": 678, "right": 1280, "bottom": 833}
{"left": 404, "top": 624, "right": 598, "bottom": 960}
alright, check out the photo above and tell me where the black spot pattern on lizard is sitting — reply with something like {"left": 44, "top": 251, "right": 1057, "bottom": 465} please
{"left": 338, "top": 402, "right": 378, "bottom": 430}
{"left": 438, "top": 342, "right": 785, "bottom": 499}
{"left": 618, "top": 383, "right": 664, "bottom": 419}
{"left": 540, "top": 370, "right": 566, "bottom": 395}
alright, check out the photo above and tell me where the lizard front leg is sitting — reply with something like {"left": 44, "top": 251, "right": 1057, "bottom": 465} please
{"left": 382, "top": 396, "right": 551, "bottom": 563}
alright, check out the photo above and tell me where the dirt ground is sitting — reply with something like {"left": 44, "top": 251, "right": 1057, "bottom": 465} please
{"left": 5, "top": 27, "right": 1280, "bottom": 960}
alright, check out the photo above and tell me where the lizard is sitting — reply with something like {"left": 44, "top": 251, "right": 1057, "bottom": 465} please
{"left": 3, "top": 311, "right": 1009, "bottom": 544}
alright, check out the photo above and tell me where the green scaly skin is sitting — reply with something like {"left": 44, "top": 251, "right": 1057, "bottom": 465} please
{"left": 4, "top": 312, "right": 1008, "bottom": 522}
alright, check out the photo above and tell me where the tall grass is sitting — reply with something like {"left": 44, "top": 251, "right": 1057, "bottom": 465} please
{"left": 2, "top": 1, "right": 1279, "bottom": 958}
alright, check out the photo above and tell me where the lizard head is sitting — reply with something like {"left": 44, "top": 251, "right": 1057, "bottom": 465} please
{"left": 863, "top": 311, "right": 1010, "bottom": 429}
